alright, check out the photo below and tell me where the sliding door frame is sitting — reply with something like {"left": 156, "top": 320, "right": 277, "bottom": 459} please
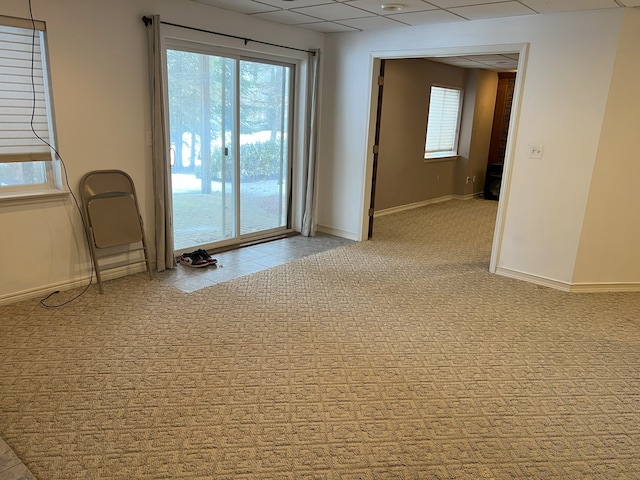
{"left": 163, "top": 37, "right": 299, "bottom": 252}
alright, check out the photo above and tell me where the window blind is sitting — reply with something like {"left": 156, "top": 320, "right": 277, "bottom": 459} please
{"left": 425, "top": 86, "right": 461, "bottom": 155}
{"left": 0, "top": 20, "right": 52, "bottom": 162}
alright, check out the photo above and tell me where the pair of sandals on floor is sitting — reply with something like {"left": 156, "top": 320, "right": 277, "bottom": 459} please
{"left": 178, "top": 249, "right": 218, "bottom": 268}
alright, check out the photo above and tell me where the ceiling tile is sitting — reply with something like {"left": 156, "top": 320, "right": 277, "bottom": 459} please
{"left": 520, "top": 0, "right": 619, "bottom": 13}
{"left": 464, "top": 54, "right": 516, "bottom": 61}
{"left": 432, "top": 57, "right": 485, "bottom": 67}
{"left": 258, "top": 0, "right": 334, "bottom": 8}
{"left": 429, "top": 55, "right": 519, "bottom": 71}
{"left": 387, "top": 9, "right": 465, "bottom": 25}
{"left": 475, "top": 58, "right": 520, "bottom": 69}
{"left": 450, "top": 1, "right": 536, "bottom": 20}
{"left": 188, "top": 0, "right": 630, "bottom": 32}
{"left": 345, "top": 0, "right": 437, "bottom": 15}
{"left": 191, "top": 0, "right": 276, "bottom": 14}
{"left": 428, "top": 0, "right": 512, "bottom": 7}
{"left": 253, "top": 9, "right": 323, "bottom": 24}
{"left": 293, "top": 2, "right": 376, "bottom": 20}
{"left": 338, "top": 15, "right": 410, "bottom": 30}
{"left": 294, "top": 21, "right": 360, "bottom": 32}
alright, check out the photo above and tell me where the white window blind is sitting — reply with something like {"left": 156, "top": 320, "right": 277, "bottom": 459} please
{"left": 0, "top": 19, "right": 53, "bottom": 163}
{"left": 424, "top": 85, "right": 462, "bottom": 158}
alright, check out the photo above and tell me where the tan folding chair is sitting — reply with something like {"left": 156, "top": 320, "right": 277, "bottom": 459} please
{"left": 80, "top": 170, "right": 152, "bottom": 293}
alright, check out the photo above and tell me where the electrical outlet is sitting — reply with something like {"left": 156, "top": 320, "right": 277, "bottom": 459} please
{"left": 472, "top": 176, "right": 476, "bottom": 183}
{"left": 466, "top": 176, "right": 471, "bottom": 184}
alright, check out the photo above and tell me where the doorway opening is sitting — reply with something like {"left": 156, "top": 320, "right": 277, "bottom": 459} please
{"left": 484, "top": 72, "right": 517, "bottom": 201}
{"left": 365, "top": 45, "right": 528, "bottom": 272}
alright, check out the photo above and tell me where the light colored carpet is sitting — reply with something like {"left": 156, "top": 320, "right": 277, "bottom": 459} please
{"left": 0, "top": 199, "right": 639, "bottom": 479}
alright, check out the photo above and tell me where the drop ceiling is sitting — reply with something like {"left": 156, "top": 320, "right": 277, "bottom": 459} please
{"left": 427, "top": 54, "right": 520, "bottom": 72}
{"left": 190, "top": 0, "right": 639, "bottom": 33}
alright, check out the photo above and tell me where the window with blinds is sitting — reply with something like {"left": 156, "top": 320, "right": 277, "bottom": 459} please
{"left": 0, "top": 15, "right": 60, "bottom": 197}
{"left": 424, "top": 85, "right": 462, "bottom": 159}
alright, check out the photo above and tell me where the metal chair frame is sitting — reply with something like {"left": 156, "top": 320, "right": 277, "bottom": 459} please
{"left": 79, "top": 170, "right": 152, "bottom": 293}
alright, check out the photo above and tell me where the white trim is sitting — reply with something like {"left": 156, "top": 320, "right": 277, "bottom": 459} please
{"left": 568, "top": 283, "right": 640, "bottom": 293}
{"left": 0, "top": 14, "right": 45, "bottom": 31}
{"left": 453, "top": 193, "right": 476, "bottom": 201}
{"left": 496, "top": 266, "right": 572, "bottom": 291}
{"left": 362, "top": 42, "right": 530, "bottom": 250}
{"left": 0, "top": 19, "right": 62, "bottom": 198}
{"left": 375, "top": 195, "right": 453, "bottom": 217}
{"left": 495, "top": 267, "right": 640, "bottom": 293}
{"left": 0, "top": 263, "right": 154, "bottom": 307}
{"left": 316, "top": 224, "right": 359, "bottom": 241}
{"left": 423, "top": 155, "right": 457, "bottom": 164}
{"left": 163, "top": 30, "right": 305, "bottom": 245}
{"left": 0, "top": 188, "right": 68, "bottom": 205}
{"left": 489, "top": 43, "right": 530, "bottom": 274}
{"left": 360, "top": 55, "right": 381, "bottom": 241}
{"left": 371, "top": 44, "right": 530, "bottom": 61}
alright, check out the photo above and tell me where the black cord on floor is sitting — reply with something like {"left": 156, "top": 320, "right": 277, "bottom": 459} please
{"left": 25, "top": 0, "right": 95, "bottom": 307}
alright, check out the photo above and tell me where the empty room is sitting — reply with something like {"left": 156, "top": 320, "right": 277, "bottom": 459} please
{"left": 1, "top": 0, "right": 639, "bottom": 478}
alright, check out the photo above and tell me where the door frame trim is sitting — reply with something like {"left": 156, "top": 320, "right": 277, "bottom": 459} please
{"left": 164, "top": 39, "right": 298, "bottom": 252}
{"left": 362, "top": 43, "right": 530, "bottom": 274}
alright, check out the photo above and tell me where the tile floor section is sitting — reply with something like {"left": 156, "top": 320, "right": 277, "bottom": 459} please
{"left": 0, "top": 438, "right": 35, "bottom": 480}
{"left": 158, "top": 232, "right": 355, "bottom": 293}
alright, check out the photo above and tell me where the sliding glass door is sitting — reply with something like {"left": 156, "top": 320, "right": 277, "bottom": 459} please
{"left": 238, "top": 59, "right": 291, "bottom": 236}
{"left": 166, "top": 46, "right": 292, "bottom": 252}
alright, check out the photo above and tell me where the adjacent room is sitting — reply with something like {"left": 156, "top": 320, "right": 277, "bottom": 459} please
{"left": 1, "top": 0, "right": 639, "bottom": 478}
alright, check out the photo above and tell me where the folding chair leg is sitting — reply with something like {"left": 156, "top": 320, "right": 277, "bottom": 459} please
{"left": 87, "top": 226, "right": 104, "bottom": 294}
{"left": 141, "top": 230, "right": 153, "bottom": 281}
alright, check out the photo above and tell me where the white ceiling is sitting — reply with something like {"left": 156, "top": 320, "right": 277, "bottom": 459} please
{"left": 190, "top": 0, "right": 639, "bottom": 33}
{"left": 428, "top": 53, "right": 520, "bottom": 72}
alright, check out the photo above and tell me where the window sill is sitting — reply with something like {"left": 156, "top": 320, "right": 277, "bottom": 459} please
{"left": 0, "top": 188, "right": 70, "bottom": 206}
{"left": 423, "top": 155, "right": 458, "bottom": 163}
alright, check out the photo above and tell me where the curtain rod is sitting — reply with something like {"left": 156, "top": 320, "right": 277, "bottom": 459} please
{"left": 141, "top": 16, "right": 316, "bottom": 56}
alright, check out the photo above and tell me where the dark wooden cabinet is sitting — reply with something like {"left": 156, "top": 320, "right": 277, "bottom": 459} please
{"left": 484, "top": 72, "right": 516, "bottom": 200}
{"left": 487, "top": 72, "right": 516, "bottom": 166}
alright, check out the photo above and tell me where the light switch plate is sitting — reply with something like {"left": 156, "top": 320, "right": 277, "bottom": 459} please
{"left": 528, "top": 144, "right": 544, "bottom": 159}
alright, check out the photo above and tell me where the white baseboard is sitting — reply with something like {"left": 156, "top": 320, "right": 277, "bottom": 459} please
{"left": 375, "top": 195, "right": 454, "bottom": 218}
{"left": 453, "top": 193, "right": 477, "bottom": 200}
{"left": 0, "top": 262, "right": 153, "bottom": 306}
{"left": 320, "top": 196, "right": 468, "bottom": 239}
{"left": 496, "top": 267, "right": 572, "bottom": 291}
{"left": 568, "top": 282, "right": 640, "bottom": 293}
{"left": 496, "top": 267, "right": 640, "bottom": 293}
{"left": 316, "top": 225, "right": 360, "bottom": 241}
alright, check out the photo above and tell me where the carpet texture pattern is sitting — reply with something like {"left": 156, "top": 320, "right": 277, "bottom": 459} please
{"left": 0, "top": 200, "right": 639, "bottom": 479}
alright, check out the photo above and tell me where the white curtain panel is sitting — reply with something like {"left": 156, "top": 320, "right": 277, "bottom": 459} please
{"left": 301, "top": 49, "right": 320, "bottom": 237}
{"left": 145, "top": 15, "right": 175, "bottom": 271}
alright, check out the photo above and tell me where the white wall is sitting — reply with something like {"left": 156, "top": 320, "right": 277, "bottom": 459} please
{"left": 318, "top": 9, "right": 630, "bottom": 287}
{"left": 573, "top": 8, "right": 640, "bottom": 288}
{"left": 0, "top": 0, "right": 323, "bottom": 303}
{"left": 456, "top": 69, "right": 498, "bottom": 197}
{"left": 2, "top": 1, "right": 637, "bottom": 302}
